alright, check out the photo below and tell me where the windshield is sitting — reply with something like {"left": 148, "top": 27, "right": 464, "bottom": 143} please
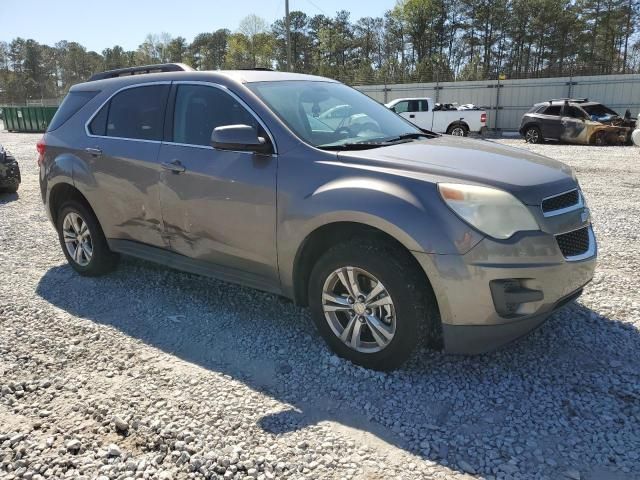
{"left": 247, "top": 80, "right": 423, "bottom": 149}
{"left": 582, "top": 104, "right": 618, "bottom": 118}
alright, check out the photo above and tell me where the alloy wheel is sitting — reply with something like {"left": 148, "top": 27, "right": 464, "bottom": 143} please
{"left": 451, "top": 127, "right": 466, "bottom": 136}
{"left": 321, "top": 266, "right": 396, "bottom": 353}
{"left": 525, "top": 128, "right": 540, "bottom": 143}
{"left": 62, "top": 211, "right": 93, "bottom": 267}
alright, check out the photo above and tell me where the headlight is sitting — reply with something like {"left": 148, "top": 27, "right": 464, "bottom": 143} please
{"left": 438, "top": 183, "right": 539, "bottom": 239}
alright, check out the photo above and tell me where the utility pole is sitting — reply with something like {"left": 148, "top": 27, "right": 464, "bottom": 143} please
{"left": 285, "top": 0, "right": 292, "bottom": 71}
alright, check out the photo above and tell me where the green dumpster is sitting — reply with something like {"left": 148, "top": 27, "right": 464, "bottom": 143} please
{"left": 1, "top": 106, "right": 58, "bottom": 133}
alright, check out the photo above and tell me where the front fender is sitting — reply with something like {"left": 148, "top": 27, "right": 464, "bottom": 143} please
{"left": 277, "top": 172, "right": 483, "bottom": 298}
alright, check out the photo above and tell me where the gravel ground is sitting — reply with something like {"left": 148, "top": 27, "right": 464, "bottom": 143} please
{"left": 1, "top": 129, "right": 639, "bottom": 480}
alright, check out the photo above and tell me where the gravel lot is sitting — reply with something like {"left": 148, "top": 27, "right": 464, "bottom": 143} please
{"left": 1, "top": 128, "right": 639, "bottom": 480}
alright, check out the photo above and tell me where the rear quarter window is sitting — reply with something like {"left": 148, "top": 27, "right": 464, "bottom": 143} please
{"left": 47, "top": 90, "right": 99, "bottom": 132}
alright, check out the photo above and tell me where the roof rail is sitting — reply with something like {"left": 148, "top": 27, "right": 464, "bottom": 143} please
{"left": 88, "top": 63, "right": 194, "bottom": 82}
{"left": 236, "top": 67, "right": 274, "bottom": 71}
{"left": 548, "top": 97, "right": 589, "bottom": 103}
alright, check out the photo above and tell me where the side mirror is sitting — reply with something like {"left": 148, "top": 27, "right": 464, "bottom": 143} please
{"left": 211, "top": 124, "right": 272, "bottom": 154}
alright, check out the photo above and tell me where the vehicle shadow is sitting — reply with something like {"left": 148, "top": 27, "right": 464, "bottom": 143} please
{"left": 36, "top": 259, "right": 639, "bottom": 479}
{"left": 0, "top": 191, "right": 19, "bottom": 204}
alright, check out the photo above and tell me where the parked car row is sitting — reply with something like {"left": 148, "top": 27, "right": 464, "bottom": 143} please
{"left": 381, "top": 95, "right": 636, "bottom": 147}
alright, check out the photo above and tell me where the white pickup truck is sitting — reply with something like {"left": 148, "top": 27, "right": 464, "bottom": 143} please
{"left": 386, "top": 97, "right": 487, "bottom": 136}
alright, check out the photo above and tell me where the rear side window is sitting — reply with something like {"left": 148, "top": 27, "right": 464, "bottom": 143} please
{"left": 543, "top": 106, "right": 561, "bottom": 116}
{"left": 47, "top": 90, "right": 99, "bottom": 132}
{"left": 89, "top": 84, "right": 169, "bottom": 141}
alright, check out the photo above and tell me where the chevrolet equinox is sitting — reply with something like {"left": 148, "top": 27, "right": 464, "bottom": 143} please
{"left": 39, "top": 64, "right": 597, "bottom": 370}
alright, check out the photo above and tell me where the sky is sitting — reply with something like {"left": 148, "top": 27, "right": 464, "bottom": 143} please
{"left": 0, "top": 0, "right": 395, "bottom": 52}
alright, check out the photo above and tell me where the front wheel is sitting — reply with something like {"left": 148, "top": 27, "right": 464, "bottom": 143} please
{"left": 308, "top": 240, "right": 436, "bottom": 370}
{"left": 56, "top": 200, "right": 119, "bottom": 276}
{"left": 592, "top": 131, "right": 607, "bottom": 146}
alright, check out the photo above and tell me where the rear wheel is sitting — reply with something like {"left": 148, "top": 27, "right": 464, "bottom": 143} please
{"left": 524, "top": 126, "right": 543, "bottom": 144}
{"left": 447, "top": 124, "right": 468, "bottom": 137}
{"left": 56, "top": 200, "right": 119, "bottom": 276}
{"left": 308, "top": 240, "right": 436, "bottom": 370}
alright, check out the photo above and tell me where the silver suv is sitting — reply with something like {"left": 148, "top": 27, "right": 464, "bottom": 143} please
{"left": 39, "top": 64, "right": 597, "bottom": 370}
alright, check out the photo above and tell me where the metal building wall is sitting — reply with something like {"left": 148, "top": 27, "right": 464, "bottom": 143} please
{"left": 355, "top": 73, "right": 640, "bottom": 131}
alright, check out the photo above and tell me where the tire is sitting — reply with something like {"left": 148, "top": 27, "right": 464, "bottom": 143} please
{"left": 308, "top": 239, "right": 436, "bottom": 371}
{"left": 447, "top": 124, "right": 468, "bottom": 137}
{"left": 524, "top": 126, "right": 543, "bottom": 144}
{"left": 592, "top": 131, "right": 607, "bottom": 146}
{"left": 56, "top": 200, "right": 119, "bottom": 276}
{"left": 0, "top": 182, "right": 18, "bottom": 193}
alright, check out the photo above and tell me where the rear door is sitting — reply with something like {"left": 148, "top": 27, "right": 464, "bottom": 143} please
{"left": 157, "top": 82, "right": 278, "bottom": 287}
{"left": 84, "top": 83, "right": 170, "bottom": 248}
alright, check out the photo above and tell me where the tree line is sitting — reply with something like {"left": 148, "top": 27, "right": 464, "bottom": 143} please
{"left": 1, "top": 0, "right": 639, "bottom": 104}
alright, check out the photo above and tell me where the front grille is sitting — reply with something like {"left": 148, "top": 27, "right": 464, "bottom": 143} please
{"left": 556, "top": 227, "right": 590, "bottom": 258}
{"left": 542, "top": 189, "right": 580, "bottom": 214}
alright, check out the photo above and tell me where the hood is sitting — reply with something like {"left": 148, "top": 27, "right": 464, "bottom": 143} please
{"left": 336, "top": 136, "right": 577, "bottom": 205}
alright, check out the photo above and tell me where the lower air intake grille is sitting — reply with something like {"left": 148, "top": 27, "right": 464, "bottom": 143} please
{"left": 556, "top": 227, "right": 590, "bottom": 258}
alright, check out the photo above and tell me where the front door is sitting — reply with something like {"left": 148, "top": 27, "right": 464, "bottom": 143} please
{"left": 157, "top": 82, "right": 279, "bottom": 287}
{"left": 395, "top": 100, "right": 431, "bottom": 130}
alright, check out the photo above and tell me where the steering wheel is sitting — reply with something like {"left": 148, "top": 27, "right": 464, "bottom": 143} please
{"left": 335, "top": 126, "right": 353, "bottom": 137}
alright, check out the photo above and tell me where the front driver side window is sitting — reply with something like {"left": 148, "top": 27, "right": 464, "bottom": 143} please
{"left": 393, "top": 101, "right": 409, "bottom": 113}
{"left": 173, "top": 84, "right": 259, "bottom": 147}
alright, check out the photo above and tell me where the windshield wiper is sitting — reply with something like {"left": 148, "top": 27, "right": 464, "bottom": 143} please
{"left": 317, "top": 142, "right": 389, "bottom": 151}
{"left": 380, "top": 132, "right": 434, "bottom": 142}
{"left": 317, "top": 132, "right": 436, "bottom": 151}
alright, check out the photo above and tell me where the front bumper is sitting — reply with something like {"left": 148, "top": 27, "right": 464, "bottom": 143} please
{"left": 414, "top": 225, "right": 597, "bottom": 354}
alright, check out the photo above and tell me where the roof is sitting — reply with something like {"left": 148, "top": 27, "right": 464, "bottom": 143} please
{"left": 71, "top": 69, "right": 337, "bottom": 92}
{"left": 387, "top": 97, "right": 432, "bottom": 103}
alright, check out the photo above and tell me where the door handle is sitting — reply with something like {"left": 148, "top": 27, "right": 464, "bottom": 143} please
{"left": 85, "top": 147, "right": 102, "bottom": 157}
{"left": 409, "top": 114, "right": 415, "bottom": 118}
{"left": 161, "top": 160, "right": 186, "bottom": 174}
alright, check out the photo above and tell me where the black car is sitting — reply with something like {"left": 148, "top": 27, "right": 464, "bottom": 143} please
{"left": 520, "top": 98, "right": 636, "bottom": 146}
{"left": 0, "top": 144, "right": 20, "bottom": 193}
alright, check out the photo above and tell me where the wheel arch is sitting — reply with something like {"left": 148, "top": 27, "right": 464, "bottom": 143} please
{"left": 446, "top": 121, "right": 470, "bottom": 134}
{"left": 291, "top": 221, "right": 435, "bottom": 307}
{"left": 48, "top": 182, "right": 97, "bottom": 227}
{"left": 520, "top": 122, "right": 541, "bottom": 135}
